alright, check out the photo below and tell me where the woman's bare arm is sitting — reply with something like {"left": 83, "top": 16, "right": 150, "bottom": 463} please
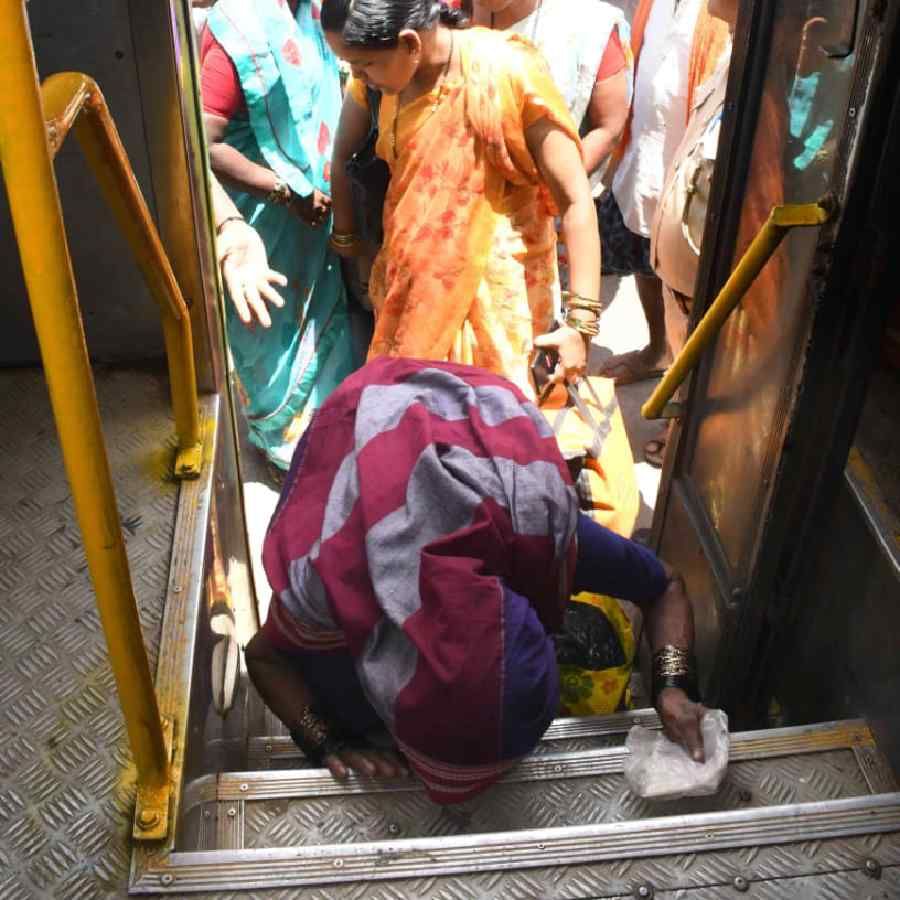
{"left": 526, "top": 118, "right": 601, "bottom": 381}
{"left": 205, "top": 112, "right": 330, "bottom": 226}
{"left": 246, "top": 630, "right": 407, "bottom": 779}
{"left": 582, "top": 69, "right": 630, "bottom": 176}
{"left": 330, "top": 91, "right": 373, "bottom": 250}
{"left": 526, "top": 119, "right": 600, "bottom": 307}
{"left": 640, "top": 566, "right": 707, "bottom": 762}
{"left": 205, "top": 112, "right": 282, "bottom": 198}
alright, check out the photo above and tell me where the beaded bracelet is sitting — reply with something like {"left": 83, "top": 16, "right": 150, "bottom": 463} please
{"left": 288, "top": 707, "right": 347, "bottom": 767}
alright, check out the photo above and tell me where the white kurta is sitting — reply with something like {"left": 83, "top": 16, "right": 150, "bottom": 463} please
{"left": 611, "top": 0, "right": 703, "bottom": 238}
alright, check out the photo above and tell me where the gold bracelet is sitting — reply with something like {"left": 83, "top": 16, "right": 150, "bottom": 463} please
{"left": 565, "top": 312, "right": 600, "bottom": 337}
{"left": 329, "top": 231, "right": 360, "bottom": 246}
{"left": 562, "top": 290, "right": 604, "bottom": 312}
{"left": 329, "top": 234, "right": 362, "bottom": 253}
{"left": 652, "top": 645, "right": 694, "bottom": 678}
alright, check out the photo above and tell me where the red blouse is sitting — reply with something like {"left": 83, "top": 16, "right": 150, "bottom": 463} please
{"left": 199, "top": 26, "right": 246, "bottom": 119}
{"left": 597, "top": 26, "right": 626, "bottom": 82}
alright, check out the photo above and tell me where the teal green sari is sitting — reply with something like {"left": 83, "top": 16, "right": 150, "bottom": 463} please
{"left": 208, "top": 0, "right": 357, "bottom": 469}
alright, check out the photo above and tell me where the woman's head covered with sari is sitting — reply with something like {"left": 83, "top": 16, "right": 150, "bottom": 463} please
{"left": 262, "top": 357, "right": 580, "bottom": 801}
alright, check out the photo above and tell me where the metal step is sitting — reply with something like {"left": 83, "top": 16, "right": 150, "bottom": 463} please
{"left": 247, "top": 707, "right": 664, "bottom": 769}
{"left": 133, "top": 793, "right": 900, "bottom": 894}
{"left": 130, "top": 719, "right": 900, "bottom": 894}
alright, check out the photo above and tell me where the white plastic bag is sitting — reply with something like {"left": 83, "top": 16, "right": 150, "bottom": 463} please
{"left": 623, "top": 709, "right": 729, "bottom": 800}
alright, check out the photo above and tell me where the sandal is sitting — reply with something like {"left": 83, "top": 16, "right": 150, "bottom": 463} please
{"left": 643, "top": 437, "right": 667, "bottom": 469}
{"left": 598, "top": 349, "right": 667, "bottom": 386}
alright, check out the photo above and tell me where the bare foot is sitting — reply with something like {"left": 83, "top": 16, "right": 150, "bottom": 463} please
{"left": 597, "top": 346, "right": 670, "bottom": 385}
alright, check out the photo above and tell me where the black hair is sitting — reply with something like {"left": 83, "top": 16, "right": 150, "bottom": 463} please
{"left": 321, "top": 0, "right": 468, "bottom": 48}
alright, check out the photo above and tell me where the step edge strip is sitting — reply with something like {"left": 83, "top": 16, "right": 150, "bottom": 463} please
{"left": 221, "top": 720, "right": 874, "bottom": 801}
{"left": 130, "top": 792, "right": 900, "bottom": 893}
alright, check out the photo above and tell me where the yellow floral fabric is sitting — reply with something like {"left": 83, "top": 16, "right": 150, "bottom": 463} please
{"left": 348, "top": 28, "right": 579, "bottom": 396}
{"left": 558, "top": 592, "right": 635, "bottom": 717}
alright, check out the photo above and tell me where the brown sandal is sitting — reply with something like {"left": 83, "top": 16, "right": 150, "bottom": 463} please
{"left": 643, "top": 438, "right": 667, "bottom": 468}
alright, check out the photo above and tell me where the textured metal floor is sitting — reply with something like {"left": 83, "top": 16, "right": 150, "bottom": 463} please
{"left": 239, "top": 749, "right": 871, "bottom": 849}
{"left": 0, "top": 367, "right": 178, "bottom": 899}
{"left": 3, "top": 369, "right": 899, "bottom": 900}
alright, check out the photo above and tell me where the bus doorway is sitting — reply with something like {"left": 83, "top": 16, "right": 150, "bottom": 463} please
{"left": 650, "top": 0, "right": 900, "bottom": 772}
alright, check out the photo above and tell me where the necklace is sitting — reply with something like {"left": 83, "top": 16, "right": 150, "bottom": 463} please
{"left": 490, "top": 0, "right": 543, "bottom": 40}
{"left": 391, "top": 30, "right": 455, "bottom": 160}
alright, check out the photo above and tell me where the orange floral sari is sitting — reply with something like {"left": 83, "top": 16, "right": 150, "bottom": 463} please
{"left": 347, "top": 28, "right": 579, "bottom": 396}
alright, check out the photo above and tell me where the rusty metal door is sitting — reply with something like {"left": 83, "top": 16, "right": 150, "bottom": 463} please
{"left": 652, "top": 0, "right": 897, "bottom": 721}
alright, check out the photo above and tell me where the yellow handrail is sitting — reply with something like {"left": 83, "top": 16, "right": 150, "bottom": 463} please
{"left": 0, "top": 0, "right": 209, "bottom": 840}
{"left": 41, "top": 71, "right": 203, "bottom": 478}
{"left": 642, "top": 201, "right": 834, "bottom": 420}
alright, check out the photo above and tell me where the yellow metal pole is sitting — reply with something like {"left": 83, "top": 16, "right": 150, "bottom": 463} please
{"left": 41, "top": 72, "right": 203, "bottom": 478}
{"left": 0, "top": 0, "right": 170, "bottom": 839}
{"left": 642, "top": 202, "right": 832, "bottom": 420}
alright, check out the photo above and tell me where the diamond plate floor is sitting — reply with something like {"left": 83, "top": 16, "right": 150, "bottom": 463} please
{"left": 0, "top": 367, "right": 178, "bottom": 899}
{"left": 241, "top": 749, "right": 871, "bottom": 849}
{"left": 3, "top": 371, "right": 897, "bottom": 900}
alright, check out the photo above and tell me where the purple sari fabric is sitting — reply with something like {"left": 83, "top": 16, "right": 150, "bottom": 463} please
{"left": 261, "top": 357, "right": 579, "bottom": 801}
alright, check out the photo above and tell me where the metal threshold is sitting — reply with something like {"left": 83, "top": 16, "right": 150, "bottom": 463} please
{"left": 227, "top": 719, "right": 876, "bottom": 801}
{"left": 131, "top": 791, "right": 900, "bottom": 893}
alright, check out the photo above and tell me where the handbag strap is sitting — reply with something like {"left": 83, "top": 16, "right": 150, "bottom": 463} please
{"left": 366, "top": 86, "right": 382, "bottom": 130}
{"left": 566, "top": 380, "right": 615, "bottom": 459}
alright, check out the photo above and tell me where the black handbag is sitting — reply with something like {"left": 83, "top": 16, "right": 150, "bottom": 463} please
{"left": 344, "top": 87, "right": 390, "bottom": 246}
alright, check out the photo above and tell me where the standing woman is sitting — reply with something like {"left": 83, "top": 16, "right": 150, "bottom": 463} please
{"left": 472, "top": 0, "right": 632, "bottom": 290}
{"left": 325, "top": 0, "right": 602, "bottom": 395}
{"left": 201, "top": 0, "right": 358, "bottom": 472}
{"left": 472, "top": 0, "right": 631, "bottom": 183}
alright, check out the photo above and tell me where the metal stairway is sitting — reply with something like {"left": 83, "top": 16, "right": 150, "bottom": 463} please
{"left": 131, "top": 704, "right": 900, "bottom": 897}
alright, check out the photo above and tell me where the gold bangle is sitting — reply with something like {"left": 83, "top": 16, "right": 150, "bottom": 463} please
{"left": 565, "top": 310, "right": 600, "bottom": 337}
{"left": 329, "top": 233, "right": 362, "bottom": 253}
{"left": 562, "top": 290, "right": 604, "bottom": 311}
{"left": 565, "top": 320, "right": 600, "bottom": 337}
{"left": 567, "top": 299, "right": 604, "bottom": 314}
{"left": 652, "top": 645, "right": 694, "bottom": 678}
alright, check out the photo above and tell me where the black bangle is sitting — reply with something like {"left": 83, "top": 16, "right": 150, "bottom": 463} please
{"left": 215, "top": 215, "right": 244, "bottom": 236}
{"left": 652, "top": 672, "right": 701, "bottom": 708}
